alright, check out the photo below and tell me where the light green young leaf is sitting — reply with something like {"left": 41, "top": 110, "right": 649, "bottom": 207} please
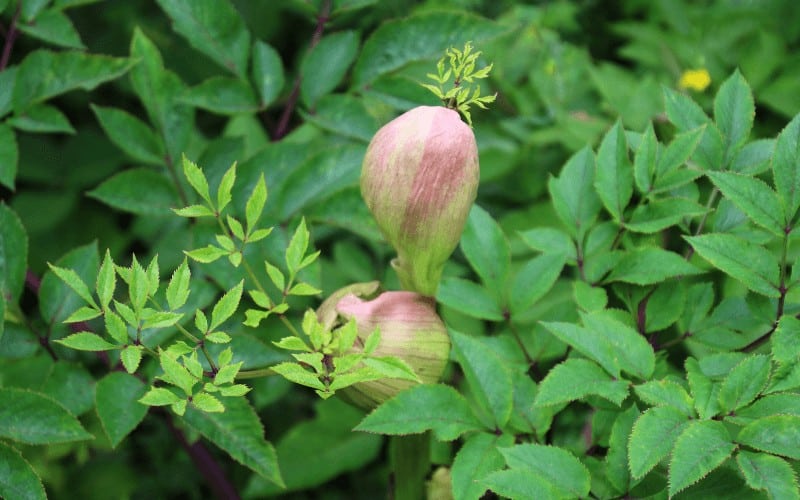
{"left": 181, "top": 155, "right": 212, "bottom": 206}
{"left": 354, "top": 384, "right": 483, "bottom": 441}
{"left": 166, "top": 258, "right": 191, "bottom": 310}
{"left": 210, "top": 280, "right": 243, "bottom": 330}
{"left": 158, "top": 350, "right": 197, "bottom": 396}
{"left": 217, "top": 162, "right": 236, "bottom": 213}
{"left": 214, "top": 362, "right": 242, "bottom": 385}
{"left": 185, "top": 245, "right": 227, "bottom": 263}
{"left": 270, "top": 362, "right": 326, "bottom": 390}
{"left": 668, "top": 420, "right": 735, "bottom": 497}
{"left": 205, "top": 331, "right": 231, "bottom": 344}
{"left": 129, "top": 257, "right": 149, "bottom": 314}
{"left": 361, "top": 356, "right": 421, "bottom": 383}
{"left": 288, "top": 282, "right": 321, "bottom": 296}
{"left": 121, "top": 345, "right": 143, "bottom": 373}
{"left": 96, "top": 249, "right": 116, "bottom": 310}
{"left": 264, "top": 261, "right": 284, "bottom": 291}
{"left": 285, "top": 218, "right": 310, "bottom": 274}
{"left": 47, "top": 263, "right": 99, "bottom": 309}
{"left": 192, "top": 392, "right": 225, "bottom": 412}
{"left": 64, "top": 305, "right": 102, "bottom": 323}
{"left": 104, "top": 310, "right": 129, "bottom": 345}
{"left": 56, "top": 332, "right": 117, "bottom": 351}
{"left": 139, "top": 387, "right": 183, "bottom": 406}
{"left": 173, "top": 204, "right": 215, "bottom": 218}
{"left": 245, "top": 174, "right": 268, "bottom": 233}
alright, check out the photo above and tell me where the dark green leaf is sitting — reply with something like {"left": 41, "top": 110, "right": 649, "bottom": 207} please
{"left": 251, "top": 40, "right": 284, "bottom": 107}
{"left": 736, "top": 450, "right": 800, "bottom": 500}
{"left": 20, "top": 0, "right": 48, "bottom": 20}
{"left": 625, "top": 197, "right": 706, "bottom": 233}
{"left": 486, "top": 444, "right": 591, "bottom": 499}
{"left": 634, "top": 380, "right": 694, "bottom": 416}
{"left": 0, "top": 124, "right": 18, "bottom": 189}
{"left": 686, "top": 357, "right": 722, "bottom": 420}
{"left": 548, "top": 146, "right": 601, "bottom": 239}
{"left": 685, "top": 233, "right": 781, "bottom": 297}
{"left": 95, "top": 372, "right": 147, "bottom": 447}
{"left": 183, "top": 396, "right": 283, "bottom": 486}
{"left": 352, "top": 10, "right": 503, "bottom": 87}
{"left": 13, "top": 50, "right": 133, "bottom": 111}
{"left": 717, "top": 354, "right": 771, "bottom": 413}
{"left": 355, "top": 384, "right": 483, "bottom": 440}
{"left": 607, "top": 247, "right": 702, "bottom": 285}
{"left": 517, "top": 227, "right": 576, "bottom": 259}
{"left": 8, "top": 103, "right": 74, "bottom": 134}
{"left": 534, "top": 358, "right": 629, "bottom": 407}
{"left": 181, "top": 76, "right": 258, "bottom": 114}
{"left": 509, "top": 253, "right": 566, "bottom": 315}
{"left": 714, "top": 70, "right": 754, "bottom": 159}
{"left": 461, "top": 205, "right": 510, "bottom": 292}
{"left": 634, "top": 122, "right": 657, "bottom": 193}
{"left": 451, "top": 331, "right": 514, "bottom": 428}
{"left": 606, "top": 405, "right": 639, "bottom": 494}
{"left": 582, "top": 310, "right": 655, "bottom": 379}
{"left": 669, "top": 420, "right": 735, "bottom": 497}
{"left": 39, "top": 362, "right": 95, "bottom": 416}
{"left": 436, "top": 277, "right": 504, "bottom": 321}
{"left": 730, "top": 393, "right": 800, "bottom": 426}
{"left": 663, "top": 86, "right": 724, "bottom": 171}
{"left": 628, "top": 406, "right": 689, "bottom": 479}
{"left": 0, "top": 204, "right": 27, "bottom": 311}
{"left": 17, "top": 9, "right": 85, "bottom": 49}
{"left": 773, "top": 113, "right": 800, "bottom": 222}
{"left": 39, "top": 242, "right": 99, "bottom": 324}
{"left": 88, "top": 168, "right": 180, "bottom": 216}
{"left": 707, "top": 171, "right": 784, "bottom": 235}
{"left": 657, "top": 126, "right": 705, "bottom": 178}
{"left": 595, "top": 120, "right": 632, "bottom": 221}
{"left": 155, "top": 0, "right": 250, "bottom": 77}
{"left": 301, "top": 31, "right": 359, "bottom": 106}
{"left": 0, "top": 441, "right": 46, "bottom": 500}
{"left": 732, "top": 138, "right": 774, "bottom": 175}
{"left": 737, "top": 415, "right": 800, "bottom": 459}
{"left": 773, "top": 315, "right": 800, "bottom": 365}
{"left": 301, "top": 94, "right": 380, "bottom": 142}
{"left": 91, "top": 104, "right": 165, "bottom": 165}
{"left": 451, "top": 432, "right": 512, "bottom": 500}
{"left": 0, "top": 388, "right": 92, "bottom": 444}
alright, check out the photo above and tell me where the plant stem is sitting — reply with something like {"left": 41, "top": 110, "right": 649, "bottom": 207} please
{"left": 235, "top": 367, "right": 278, "bottom": 379}
{"left": 0, "top": 3, "right": 20, "bottom": 71}
{"left": 389, "top": 433, "right": 430, "bottom": 500}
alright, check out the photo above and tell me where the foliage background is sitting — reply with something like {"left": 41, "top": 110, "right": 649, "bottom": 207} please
{"left": 2, "top": 0, "right": 800, "bottom": 499}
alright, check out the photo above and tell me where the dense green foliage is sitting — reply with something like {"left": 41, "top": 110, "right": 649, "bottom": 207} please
{"left": 2, "top": 1, "right": 800, "bottom": 499}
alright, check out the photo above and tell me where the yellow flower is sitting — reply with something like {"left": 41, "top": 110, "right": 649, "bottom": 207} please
{"left": 679, "top": 68, "right": 712, "bottom": 92}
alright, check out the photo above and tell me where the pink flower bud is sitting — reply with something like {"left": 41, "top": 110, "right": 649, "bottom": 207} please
{"left": 361, "top": 106, "right": 479, "bottom": 296}
{"left": 334, "top": 290, "right": 450, "bottom": 409}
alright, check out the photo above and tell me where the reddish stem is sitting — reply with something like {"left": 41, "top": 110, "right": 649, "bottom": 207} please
{"left": 0, "top": 3, "right": 21, "bottom": 71}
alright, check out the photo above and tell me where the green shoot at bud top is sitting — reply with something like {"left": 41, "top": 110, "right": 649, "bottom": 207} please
{"left": 422, "top": 41, "right": 496, "bottom": 126}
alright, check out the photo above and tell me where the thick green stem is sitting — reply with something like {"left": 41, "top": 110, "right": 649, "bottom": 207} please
{"left": 389, "top": 433, "right": 431, "bottom": 500}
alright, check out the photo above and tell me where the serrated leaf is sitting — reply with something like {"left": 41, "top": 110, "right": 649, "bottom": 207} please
{"left": 216, "top": 162, "right": 236, "bottom": 213}
{"left": 300, "top": 31, "right": 359, "bottom": 107}
{"left": 205, "top": 331, "right": 231, "bottom": 344}
{"left": 139, "top": 387, "right": 183, "bottom": 406}
{"left": 487, "top": 444, "right": 591, "bottom": 499}
{"left": 89, "top": 167, "right": 180, "bottom": 216}
{"left": 686, "top": 233, "right": 781, "bottom": 297}
{"left": 451, "top": 432, "right": 512, "bottom": 500}
{"left": 548, "top": 146, "right": 601, "bottom": 239}
{"left": 663, "top": 86, "right": 724, "bottom": 171}
{"left": 509, "top": 253, "right": 566, "bottom": 315}
{"left": 686, "top": 357, "right": 722, "bottom": 420}
{"left": 96, "top": 250, "right": 115, "bottom": 310}
{"left": 657, "top": 126, "right": 705, "bottom": 178}
{"left": 634, "top": 122, "right": 658, "bottom": 193}
{"left": 517, "top": 227, "right": 576, "bottom": 259}
{"left": 436, "top": 277, "right": 504, "bottom": 321}
{"left": 736, "top": 450, "right": 800, "bottom": 500}
{"left": 717, "top": 354, "right": 771, "bottom": 414}
{"left": 625, "top": 197, "right": 707, "bottom": 233}
{"left": 668, "top": 420, "right": 735, "bottom": 497}
{"left": 595, "top": 120, "right": 633, "bottom": 221}
{"left": 185, "top": 245, "right": 226, "bottom": 263}
{"left": 209, "top": 280, "right": 243, "bottom": 330}
{"left": 361, "top": 356, "right": 420, "bottom": 383}
{"left": 714, "top": 70, "right": 754, "bottom": 160}
{"left": 288, "top": 282, "right": 321, "bottom": 296}
{"left": 0, "top": 441, "right": 46, "bottom": 500}
{"left": 64, "top": 305, "right": 102, "bottom": 323}
{"left": 607, "top": 247, "right": 702, "bottom": 285}
{"left": 535, "top": 358, "right": 629, "bottom": 407}
{"left": 628, "top": 406, "right": 689, "bottom": 479}
{"left": 104, "top": 310, "right": 129, "bottom": 345}
{"left": 8, "top": 103, "right": 75, "bottom": 133}
{"left": 214, "top": 362, "right": 242, "bottom": 385}
{"left": 95, "top": 372, "right": 147, "bottom": 447}
{"left": 773, "top": 113, "right": 800, "bottom": 222}
{"left": 606, "top": 405, "right": 640, "bottom": 494}
{"left": 271, "top": 362, "right": 326, "bottom": 390}
{"left": 47, "top": 263, "right": 98, "bottom": 309}
{"left": 166, "top": 259, "right": 191, "bottom": 310}
{"left": 0, "top": 388, "right": 92, "bottom": 444}
{"left": 192, "top": 392, "right": 225, "bottom": 412}
{"left": 773, "top": 316, "right": 800, "bottom": 365}
{"left": 181, "top": 77, "right": 258, "bottom": 114}
{"left": 707, "top": 171, "right": 785, "bottom": 236}
{"left": 245, "top": 174, "right": 268, "bottom": 234}
{"left": 39, "top": 243, "right": 99, "bottom": 325}
{"left": 251, "top": 40, "right": 284, "bottom": 107}
{"left": 181, "top": 155, "right": 211, "bottom": 206}
{"left": 91, "top": 104, "right": 165, "bottom": 165}
{"left": 354, "top": 384, "right": 483, "bottom": 441}
{"left": 120, "top": 345, "right": 143, "bottom": 373}
{"left": 461, "top": 205, "right": 510, "bottom": 292}
{"left": 737, "top": 415, "right": 800, "bottom": 459}
{"left": 173, "top": 204, "right": 215, "bottom": 217}
{"left": 55, "top": 332, "right": 117, "bottom": 351}
{"left": 264, "top": 261, "right": 284, "bottom": 291}
{"left": 158, "top": 350, "right": 197, "bottom": 396}
{"left": 634, "top": 380, "right": 694, "bottom": 416}
{"left": 0, "top": 125, "right": 19, "bottom": 189}
{"left": 285, "top": 218, "right": 309, "bottom": 274}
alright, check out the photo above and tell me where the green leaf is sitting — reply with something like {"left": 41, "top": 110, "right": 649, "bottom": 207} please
{"left": 451, "top": 331, "right": 514, "bottom": 428}
{"left": 685, "top": 233, "right": 781, "bottom": 297}
{"left": 606, "top": 404, "right": 640, "bottom": 494}
{"left": 668, "top": 420, "right": 736, "bottom": 497}
{"left": 0, "top": 205, "right": 27, "bottom": 312}
{"left": 0, "top": 441, "right": 46, "bottom": 500}
{"left": 88, "top": 168, "right": 180, "bottom": 216}
{"left": 634, "top": 380, "right": 694, "bottom": 416}
{"left": 64, "top": 306, "right": 102, "bottom": 323}
{"left": 595, "top": 120, "right": 633, "bottom": 221}
{"left": 183, "top": 396, "right": 283, "bottom": 486}
{"left": 185, "top": 245, "right": 227, "bottom": 263}
{"left": 579, "top": 311, "right": 655, "bottom": 379}
{"left": 173, "top": 204, "right": 215, "bottom": 218}
{"left": 0, "top": 124, "right": 18, "bottom": 189}
{"left": 18, "top": 9, "right": 84, "bottom": 49}
{"left": 7, "top": 103, "right": 74, "bottom": 134}
{"left": 717, "top": 354, "right": 771, "bottom": 414}
{"left": 352, "top": 10, "right": 503, "bottom": 87}
{"left": 663, "top": 86, "right": 724, "bottom": 171}
{"left": 686, "top": 357, "right": 722, "bottom": 420}
{"left": 509, "top": 253, "right": 566, "bottom": 315}
{"left": 287, "top": 282, "right": 321, "bottom": 296}
{"left": 534, "top": 358, "right": 629, "bottom": 407}
{"left": 245, "top": 174, "right": 268, "bottom": 234}
{"left": 714, "top": 70, "right": 754, "bottom": 160}
{"left": 628, "top": 406, "right": 689, "bottom": 479}
{"left": 451, "top": 432, "right": 512, "bottom": 500}
{"left": 95, "top": 250, "right": 115, "bottom": 311}
{"left": 634, "top": 122, "right": 658, "bottom": 193}
{"left": 301, "top": 31, "right": 359, "bottom": 107}
{"left": 210, "top": 280, "right": 243, "bottom": 330}
{"left": 155, "top": 0, "right": 250, "bottom": 77}
{"left": 773, "top": 315, "right": 800, "bottom": 365}
{"left": 0, "top": 388, "right": 92, "bottom": 444}
{"left": 91, "top": 104, "right": 165, "bottom": 165}
{"left": 251, "top": 40, "right": 284, "bottom": 107}
{"left": 436, "top": 277, "right": 504, "bottom": 321}
{"left": 484, "top": 444, "right": 591, "bottom": 499}
{"left": 165, "top": 259, "right": 190, "bottom": 311}
{"left": 181, "top": 156, "right": 212, "bottom": 206}
{"left": 270, "top": 362, "right": 325, "bottom": 390}
{"left": 139, "top": 387, "right": 183, "bottom": 406}
{"left": 354, "top": 384, "right": 483, "bottom": 441}
{"left": 128, "top": 257, "right": 149, "bottom": 314}
{"left": 39, "top": 243, "right": 99, "bottom": 324}
{"left": 737, "top": 415, "right": 800, "bottom": 459}
{"left": 13, "top": 50, "right": 133, "bottom": 111}
{"left": 55, "top": 332, "right": 117, "bottom": 351}
{"left": 736, "top": 450, "right": 800, "bottom": 500}
{"left": 517, "top": 227, "right": 576, "bottom": 259}
{"left": 192, "top": 392, "right": 224, "bottom": 412}
{"left": 158, "top": 350, "right": 197, "bottom": 396}
{"left": 120, "top": 345, "right": 143, "bottom": 373}
{"left": 20, "top": 0, "right": 48, "bottom": 20}
{"left": 625, "top": 197, "right": 706, "bottom": 233}
{"left": 95, "top": 372, "right": 148, "bottom": 447}
{"left": 217, "top": 162, "right": 236, "bottom": 213}
{"left": 707, "top": 171, "right": 785, "bottom": 235}
{"left": 773, "top": 113, "right": 800, "bottom": 222}
{"left": 548, "top": 146, "right": 601, "bottom": 239}
{"left": 730, "top": 393, "right": 800, "bottom": 426}
{"left": 181, "top": 76, "right": 258, "bottom": 114}
{"left": 733, "top": 138, "right": 774, "bottom": 175}
{"left": 461, "top": 205, "right": 510, "bottom": 291}
{"left": 608, "top": 247, "right": 701, "bottom": 285}
{"left": 285, "top": 218, "right": 310, "bottom": 274}
{"left": 657, "top": 126, "right": 705, "bottom": 179}
{"left": 46, "top": 263, "right": 98, "bottom": 309}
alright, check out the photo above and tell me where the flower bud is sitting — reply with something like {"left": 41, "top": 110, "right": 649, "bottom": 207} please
{"left": 333, "top": 289, "right": 450, "bottom": 409}
{"left": 361, "top": 106, "right": 479, "bottom": 296}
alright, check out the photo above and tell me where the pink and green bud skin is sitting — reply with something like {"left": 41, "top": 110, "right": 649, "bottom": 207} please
{"left": 361, "top": 106, "right": 479, "bottom": 296}
{"left": 333, "top": 290, "right": 450, "bottom": 410}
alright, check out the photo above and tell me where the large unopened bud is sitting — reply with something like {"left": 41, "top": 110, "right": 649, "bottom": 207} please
{"left": 361, "top": 106, "right": 479, "bottom": 296}
{"left": 333, "top": 290, "right": 450, "bottom": 409}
